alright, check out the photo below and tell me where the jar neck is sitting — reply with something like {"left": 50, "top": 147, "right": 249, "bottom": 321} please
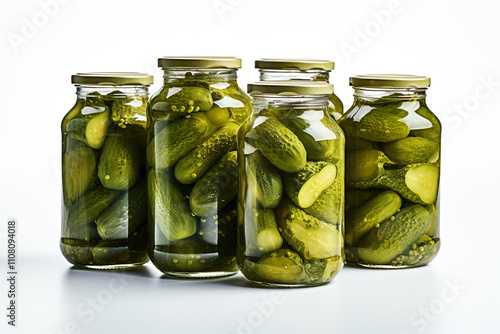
{"left": 252, "top": 95, "right": 330, "bottom": 111}
{"left": 259, "top": 69, "right": 330, "bottom": 82}
{"left": 162, "top": 68, "right": 238, "bottom": 83}
{"left": 353, "top": 87, "right": 427, "bottom": 103}
{"left": 75, "top": 85, "right": 149, "bottom": 99}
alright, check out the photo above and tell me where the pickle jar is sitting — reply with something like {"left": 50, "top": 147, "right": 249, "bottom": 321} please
{"left": 255, "top": 59, "right": 344, "bottom": 121}
{"left": 61, "top": 72, "right": 153, "bottom": 269}
{"left": 147, "top": 57, "right": 252, "bottom": 278}
{"left": 339, "top": 75, "right": 441, "bottom": 269}
{"left": 238, "top": 81, "right": 345, "bottom": 287}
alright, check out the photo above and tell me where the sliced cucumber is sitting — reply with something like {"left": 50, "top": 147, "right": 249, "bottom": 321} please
{"left": 404, "top": 164, "right": 439, "bottom": 204}
{"left": 284, "top": 161, "right": 337, "bottom": 209}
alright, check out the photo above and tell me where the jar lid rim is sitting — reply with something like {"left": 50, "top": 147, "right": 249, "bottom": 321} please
{"left": 255, "top": 59, "right": 334, "bottom": 71}
{"left": 350, "top": 74, "right": 431, "bottom": 88}
{"left": 158, "top": 57, "right": 242, "bottom": 69}
{"left": 71, "top": 72, "right": 153, "bottom": 86}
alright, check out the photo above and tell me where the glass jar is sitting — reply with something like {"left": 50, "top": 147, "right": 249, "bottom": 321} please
{"left": 339, "top": 75, "right": 441, "bottom": 269}
{"left": 148, "top": 57, "right": 252, "bottom": 278}
{"left": 238, "top": 81, "right": 345, "bottom": 287}
{"left": 255, "top": 59, "right": 344, "bottom": 121}
{"left": 61, "top": 72, "right": 153, "bottom": 269}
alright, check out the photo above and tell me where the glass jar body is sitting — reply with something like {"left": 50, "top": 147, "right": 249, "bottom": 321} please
{"left": 61, "top": 85, "right": 150, "bottom": 269}
{"left": 237, "top": 95, "right": 345, "bottom": 287}
{"left": 147, "top": 68, "right": 252, "bottom": 278}
{"left": 259, "top": 69, "right": 344, "bottom": 121}
{"left": 339, "top": 88, "right": 441, "bottom": 269}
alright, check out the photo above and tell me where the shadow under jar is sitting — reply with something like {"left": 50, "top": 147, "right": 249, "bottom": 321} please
{"left": 238, "top": 81, "right": 345, "bottom": 288}
{"left": 339, "top": 75, "right": 441, "bottom": 269}
{"left": 147, "top": 57, "right": 252, "bottom": 278}
{"left": 255, "top": 59, "right": 344, "bottom": 121}
{"left": 61, "top": 72, "right": 153, "bottom": 269}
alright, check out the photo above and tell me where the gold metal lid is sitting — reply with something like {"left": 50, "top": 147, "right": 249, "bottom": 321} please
{"left": 248, "top": 81, "right": 333, "bottom": 96}
{"left": 350, "top": 74, "right": 431, "bottom": 88}
{"left": 71, "top": 72, "right": 154, "bottom": 86}
{"left": 255, "top": 59, "right": 334, "bottom": 71}
{"left": 158, "top": 56, "right": 242, "bottom": 69}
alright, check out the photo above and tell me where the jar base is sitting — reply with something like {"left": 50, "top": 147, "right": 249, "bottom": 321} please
{"left": 346, "top": 262, "right": 429, "bottom": 269}
{"left": 74, "top": 263, "right": 146, "bottom": 270}
{"left": 249, "top": 280, "right": 331, "bottom": 289}
{"left": 162, "top": 270, "right": 238, "bottom": 279}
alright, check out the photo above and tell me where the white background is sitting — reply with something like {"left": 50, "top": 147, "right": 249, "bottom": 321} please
{"left": 1, "top": 0, "right": 499, "bottom": 333}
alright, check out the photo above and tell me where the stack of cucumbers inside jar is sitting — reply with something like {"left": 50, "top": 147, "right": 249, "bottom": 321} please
{"left": 238, "top": 81, "right": 345, "bottom": 287}
{"left": 340, "top": 75, "right": 440, "bottom": 269}
{"left": 147, "top": 57, "right": 252, "bottom": 278}
{"left": 60, "top": 59, "right": 441, "bottom": 286}
{"left": 61, "top": 73, "right": 153, "bottom": 269}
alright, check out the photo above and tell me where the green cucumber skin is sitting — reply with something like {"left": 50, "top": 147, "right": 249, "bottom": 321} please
{"left": 65, "top": 186, "right": 122, "bottom": 240}
{"left": 98, "top": 130, "right": 141, "bottom": 190}
{"left": 189, "top": 151, "right": 238, "bottom": 217}
{"left": 149, "top": 169, "right": 197, "bottom": 242}
{"left": 96, "top": 179, "right": 148, "bottom": 241}
{"left": 346, "top": 190, "right": 402, "bottom": 246}
{"left": 246, "top": 151, "right": 283, "bottom": 209}
{"left": 382, "top": 137, "right": 439, "bottom": 165}
{"left": 340, "top": 108, "right": 410, "bottom": 143}
{"left": 146, "top": 113, "right": 211, "bottom": 169}
{"left": 175, "top": 122, "right": 239, "bottom": 184}
{"left": 253, "top": 117, "right": 307, "bottom": 173}
{"left": 279, "top": 111, "right": 336, "bottom": 161}
{"left": 357, "top": 204, "right": 431, "bottom": 264}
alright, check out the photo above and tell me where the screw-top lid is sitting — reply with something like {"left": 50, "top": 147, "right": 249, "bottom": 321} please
{"left": 350, "top": 74, "right": 431, "bottom": 89}
{"left": 71, "top": 72, "right": 154, "bottom": 86}
{"left": 255, "top": 59, "right": 334, "bottom": 71}
{"left": 248, "top": 81, "right": 333, "bottom": 96}
{"left": 158, "top": 56, "right": 242, "bottom": 69}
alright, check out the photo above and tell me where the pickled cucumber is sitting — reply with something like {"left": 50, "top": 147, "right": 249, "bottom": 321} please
{"left": 256, "top": 249, "right": 307, "bottom": 284}
{"left": 246, "top": 151, "right": 283, "bottom": 209}
{"left": 357, "top": 204, "right": 430, "bottom": 264}
{"left": 147, "top": 112, "right": 211, "bottom": 169}
{"left": 305, "top": 256, "right": 343, "bottom": 282}
{"left": 189, "top": 151, "right": 238, "bottom": 217}
{"left": 175, "top": 122, "right": 238, "bottom": 184}
{"left": 303, "top": 181, "right": 342, "bottom": 225}
{"left": 252, "top": 209, "right": 283, "bottom": 254}
{"left": 149, "top": 169, "right": 196, "bottom": 242}
{"left": 283, "top": 161, "right": 337, "bottom": 209}
{"left": 66, "top": 185, "right": 121, "bottom": 239}
{"left": 378, "top": 164, "right": 439, "bottom": 205}
{"left": 62, "top": 140, "right": 97, "bottom": 204}
{"left": 409, "top": 106, "right": 441, "bottom": 142}
{"left": 346, "top": 149, "right": 393, "bottom": 185}
{"left": 66, "top": 105, "right": 112, "bottom": 149}
{"left": 345, "top": 191, "right": 402, "bottom": 246}
{"left": 276, "top": 200, "right": 342, "bottom": 260}
{"left": 98, "top": 130, "right": 141, "bottom": 190}
{"left": 279, "top": 109, "right": 338, "bottom": 161}
{"left": 253, "top": 117, "right": 307, "bottom": 173}
{"left": 382, "top": 137, "right": 439, "bottom": 165}
{"left": 340, "top": 108, "right": 410, "bottom": 143}
{"left": 95, "top": 179, "right": 147, "bottom": 240}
